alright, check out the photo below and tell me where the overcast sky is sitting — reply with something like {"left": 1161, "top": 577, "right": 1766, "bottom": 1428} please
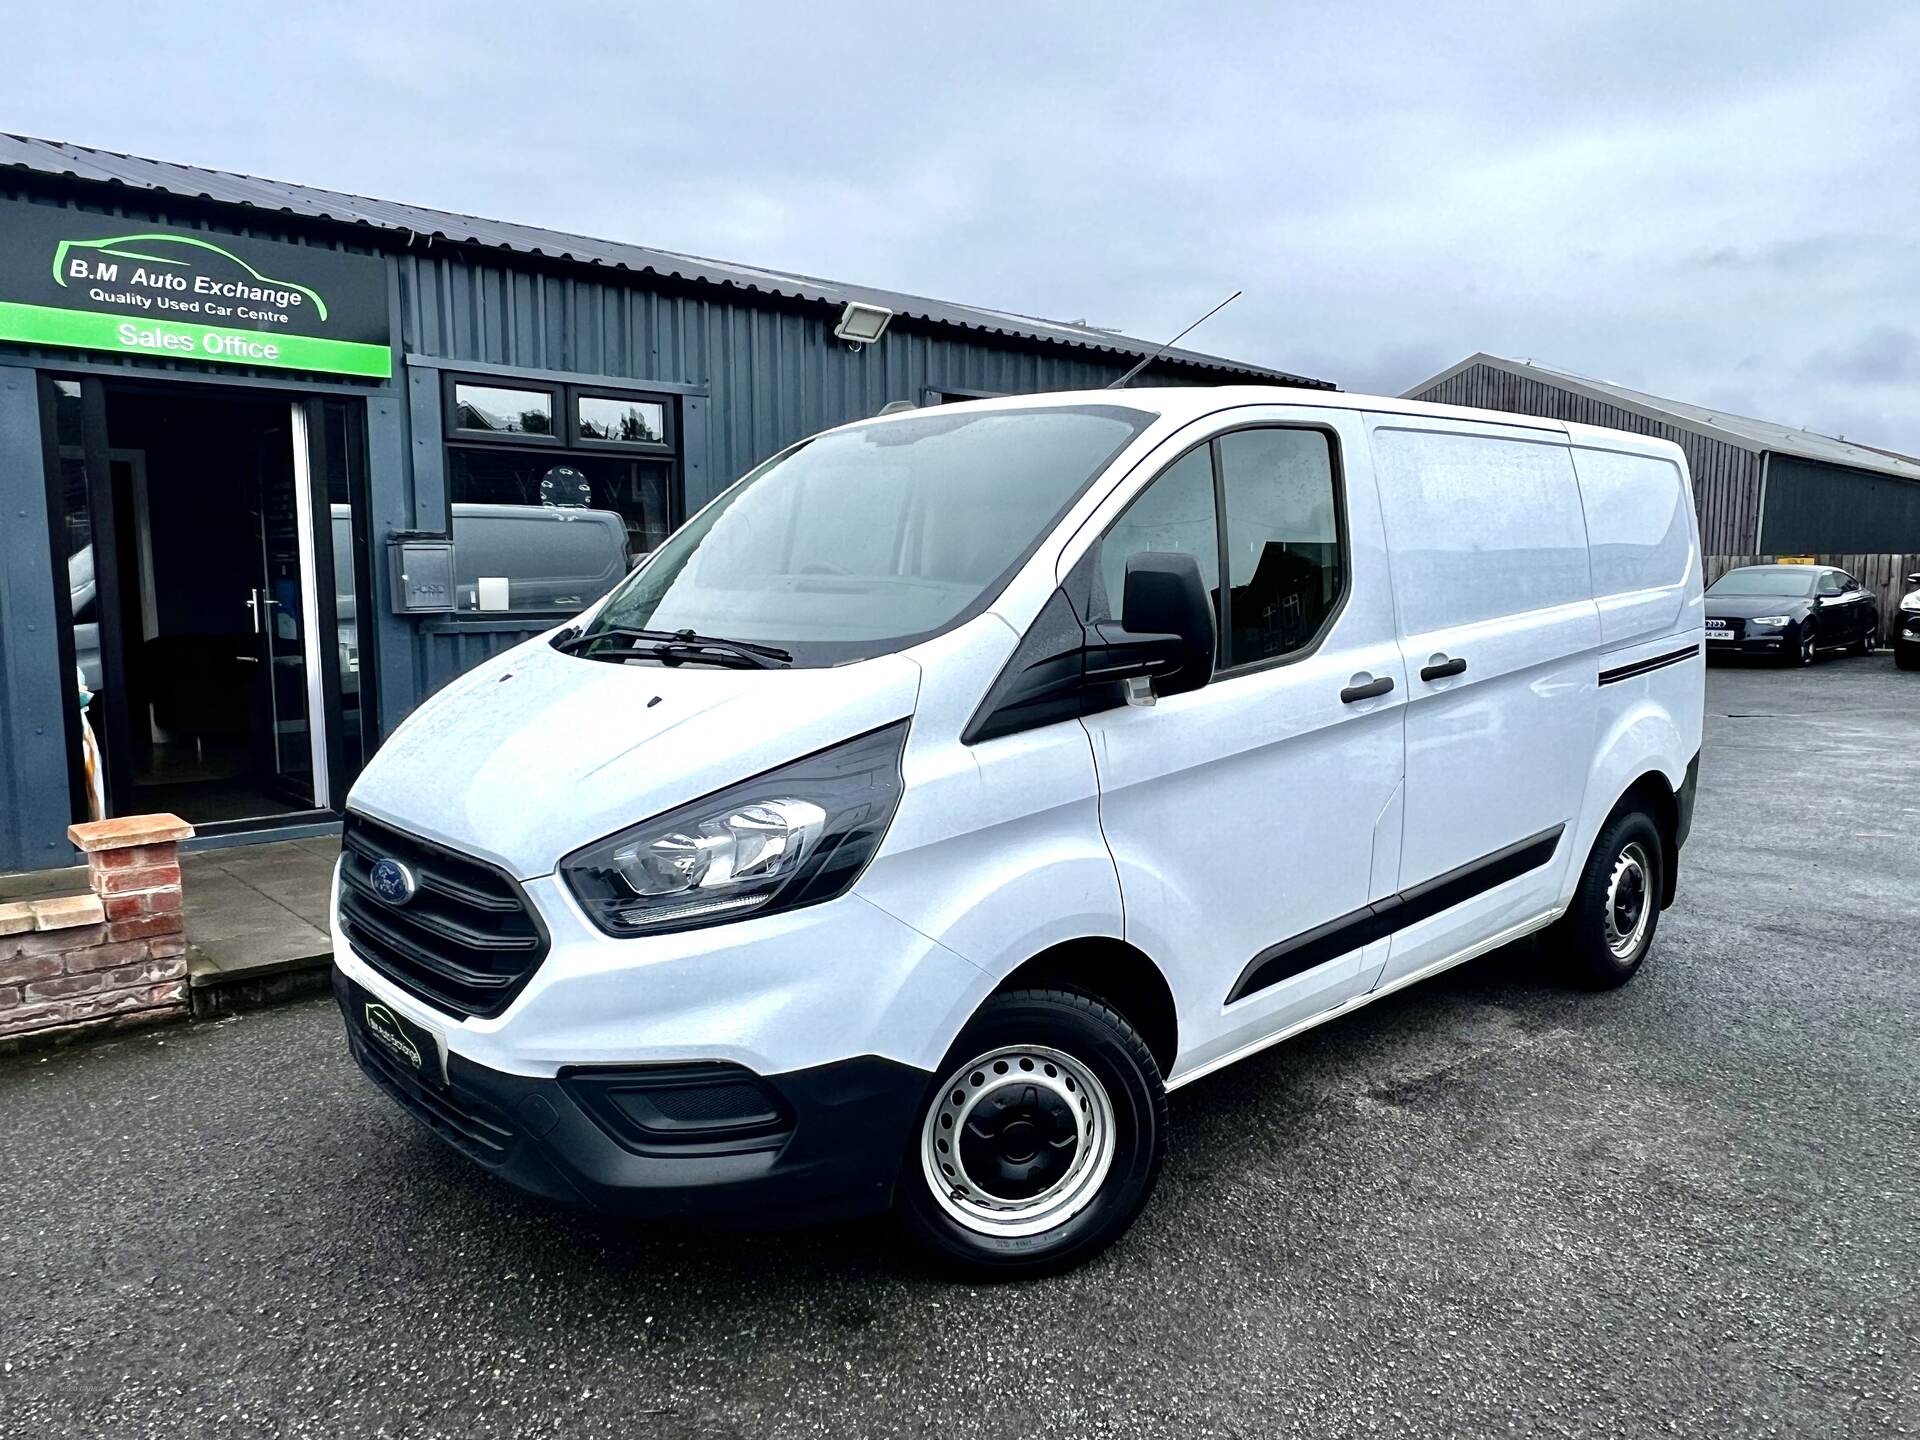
{"left": 9, "top": 2, "right": 1916, "bottom": 449}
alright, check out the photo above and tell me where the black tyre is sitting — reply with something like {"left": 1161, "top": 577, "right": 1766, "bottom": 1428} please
{"left": 1554, "top": 809, "right": 1664, "bottom": 989}
{"left": 897, "top": 988, "right": 1166, "bottom": 1280}
{"left": 1789, "top": 628, "right": 1816, "bottom": 666}
{"left": 1898, "top": 644, "right": 1920, "bottom": 672}
{"left": 1852, "top": 627, "right": 1877, "bottom": 656}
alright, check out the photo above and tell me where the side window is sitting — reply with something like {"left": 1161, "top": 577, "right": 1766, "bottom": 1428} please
{"left": 1817, "top": 571, "right": 1846, "bottom": 596}
{"left": 1095, "top": 446, "right": 1221, "bottom": 629}
{"left": 1372, "top": 428, "right": 1590, "bottom": 630}
{"left": 1216, "top": 429, "right": 1344, "bottom": 667}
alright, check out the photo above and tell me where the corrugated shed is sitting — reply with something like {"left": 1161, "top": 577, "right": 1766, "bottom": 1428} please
{"left": 398, "top": 245, "right": 1190, "bottom": 500}
{"left": 1406, "top": 359, "right": 1765, "bottom": 553}
{"left": 0, "top": 132, "right": 1329, "bottom": 388}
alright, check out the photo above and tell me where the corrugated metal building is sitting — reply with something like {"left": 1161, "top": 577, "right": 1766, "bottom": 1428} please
{"left": 1404, "top": 354, "right": 1920, "bottom": 555}
{"left": 0, "top": 134, "right": 1325, "bottom": 872}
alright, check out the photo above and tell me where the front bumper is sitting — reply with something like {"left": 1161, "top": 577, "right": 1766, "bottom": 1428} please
{"left": 1704, "top": 629, "right": 1789, "bottom": 656}
{"left": 335, "top": 967, "right": 929, "bottom": 1222}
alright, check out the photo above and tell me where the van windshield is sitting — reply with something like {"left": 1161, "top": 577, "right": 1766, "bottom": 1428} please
{"left": 578, "top": 403, "right": 1154, "bottom": 665}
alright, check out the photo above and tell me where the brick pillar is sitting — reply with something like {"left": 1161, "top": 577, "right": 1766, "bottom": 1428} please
{"left": 0, "top": 814, "right": 195, "bottom": 1050}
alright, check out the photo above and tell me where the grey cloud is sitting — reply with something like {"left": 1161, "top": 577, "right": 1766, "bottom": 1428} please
{"left": 1808, "top": 326, "right": 1920, "bottom": 386}
{"left": 4, "top": 0, "right": 1918, "bottom": 450}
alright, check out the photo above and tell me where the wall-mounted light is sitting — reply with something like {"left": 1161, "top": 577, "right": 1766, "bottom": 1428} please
{"left": 834, "top": 301, "right": 894, "bottom": 348}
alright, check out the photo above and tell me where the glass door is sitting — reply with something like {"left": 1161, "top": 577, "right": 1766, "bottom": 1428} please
{"left": 241, "top": 404, "right": 323, "bottom": 809}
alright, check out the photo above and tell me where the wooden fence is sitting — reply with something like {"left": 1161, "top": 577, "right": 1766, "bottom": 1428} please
{"left": 1706, "top": 554, "right": 1919, "bottom": 642}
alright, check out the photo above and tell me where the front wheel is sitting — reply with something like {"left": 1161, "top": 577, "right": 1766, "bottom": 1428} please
{"left": 1554, "top": 810, "right": 1665, "bottom": 988}
{"left": 1898, "top": 644, "right": 1920, "bottom": 672}
{"left": 1791, "top": 628, "right": 1817, "bottom": 666}
{"left": 897, "top": 989, "right": 1166, "bottom": 1279}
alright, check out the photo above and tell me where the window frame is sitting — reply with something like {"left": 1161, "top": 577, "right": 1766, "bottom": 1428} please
{"left": 1091, "top": 421, "right": 1351, "bottom": 685}
{"left": 568, "top": 386, "right": 677, "bottom": 456}
{"left": 442, "top": 373, "right": 562, "bottom": 447}
{"left": 438, "top": 371, "right": 686, "bottom": 623}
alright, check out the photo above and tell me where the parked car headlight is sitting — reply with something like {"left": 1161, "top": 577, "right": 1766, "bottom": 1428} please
{"left": 562, "top": 722, "right": 908, "bottom": 936}
{"left": 1749, "top": 615, "right": 1791, "bottom": 628}
{"left": 1900, "top": 591, "right": 1920, "bottom": 613}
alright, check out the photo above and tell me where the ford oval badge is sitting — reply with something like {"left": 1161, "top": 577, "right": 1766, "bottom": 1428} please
{"left": 370, "top": 857, "right": 418, "bottom": 906}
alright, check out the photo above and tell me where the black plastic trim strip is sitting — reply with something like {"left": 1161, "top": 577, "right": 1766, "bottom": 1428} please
{"left": 1598, "top": 644, "right": 1700, "bottom": 686}
{"left": 1225, "top": 824, "right": 1566, "bottom": 1005}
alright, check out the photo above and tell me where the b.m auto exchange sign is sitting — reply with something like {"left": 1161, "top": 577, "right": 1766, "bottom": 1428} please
{"left": 0, "top": 200, "right": 391, "bottom": 378}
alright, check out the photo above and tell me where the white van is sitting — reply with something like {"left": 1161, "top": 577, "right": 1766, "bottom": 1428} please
{"left": 332, "top": 389, "right": 1704, "bottom": 1277}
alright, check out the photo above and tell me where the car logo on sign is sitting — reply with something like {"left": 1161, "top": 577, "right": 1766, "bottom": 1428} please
{"left": 369, "top": 857, "right": 417, "bottom": 906}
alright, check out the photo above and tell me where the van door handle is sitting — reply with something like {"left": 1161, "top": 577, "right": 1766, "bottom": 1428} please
{"left": 1420, "top": 656, "right": 1468, "bottom": 681}
{"left": 1340, "top": 675, "right": 1394, "bottom": 704}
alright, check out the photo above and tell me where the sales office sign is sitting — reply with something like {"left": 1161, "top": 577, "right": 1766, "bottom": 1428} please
{"left": 0, "top": 199, "right": 391, "bottom": 378}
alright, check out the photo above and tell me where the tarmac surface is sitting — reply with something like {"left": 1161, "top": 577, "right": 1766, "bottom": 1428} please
{"left": 3, "top": 652, "right": 1915, "bottom": 1438}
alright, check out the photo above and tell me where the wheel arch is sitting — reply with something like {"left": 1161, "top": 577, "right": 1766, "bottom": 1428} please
{"left": 993, "top": 938, "right": 1179, "bottom": 1078}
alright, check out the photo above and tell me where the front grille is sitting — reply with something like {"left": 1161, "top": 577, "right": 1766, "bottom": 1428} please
{"left": 1707, "top": 618, "right": 1746, "bottom": 639}
{"left": 338, "top": 811, "right": 548, "bottom": 1020}
{"left": 352, "top": 1025, "right": 515, "bottom": 1163}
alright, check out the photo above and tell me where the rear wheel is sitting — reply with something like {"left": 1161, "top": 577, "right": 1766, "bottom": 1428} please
{"left": 1554, "top": 809, "right": 1665, "bottom": 988}
{"left": 1853, "top": 627, "right": 1878, "bottom": 656}
{"left": 897, "top": 988, "right": 1166, "bottom": 1279}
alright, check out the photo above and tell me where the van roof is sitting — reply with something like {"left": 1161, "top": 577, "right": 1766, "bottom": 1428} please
{"left": 846, "top": 387, "right": 1687, "bottom": 464}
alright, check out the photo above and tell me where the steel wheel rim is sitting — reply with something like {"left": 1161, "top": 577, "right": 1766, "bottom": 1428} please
{"left": 1603, "top": 841, "right": 1652, "bottom": 961}
{"left": 920, "top": 1044, "right": 1117, "bottom": 1239}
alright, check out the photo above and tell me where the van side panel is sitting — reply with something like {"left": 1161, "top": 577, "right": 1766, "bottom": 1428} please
{"left": 859, "top": 614, "right": 1125, "bottom": 988}
{"left": 1559, "top": 431, "right": 1705, "bottom": 905}
{"left": 1567, "top": 444, "right": 1699, "bottom": 648}
{"left": 1365, "top": 416, "right": 1599, "bottom": 993}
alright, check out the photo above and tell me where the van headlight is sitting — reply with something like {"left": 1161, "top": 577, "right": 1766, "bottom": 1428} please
{"left": 561, "top": 722, "right": 908, "bottom": 936}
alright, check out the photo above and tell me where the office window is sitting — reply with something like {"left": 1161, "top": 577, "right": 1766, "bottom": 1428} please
{"left": 450, "top": 382, "right": 554, "bottom": 437}
{"left": 1216, "top": 429, "right": 1344, "bottom": 667}
{"left": 576, "top": 394, "right": 668, "bottom": 448}
{"left": 446, "top": 449, "right": 674, "bottom": 612}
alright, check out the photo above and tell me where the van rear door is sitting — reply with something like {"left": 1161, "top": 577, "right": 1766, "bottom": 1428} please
{"left": 1364, "top": 415, "right": 1600, "bottom": 989}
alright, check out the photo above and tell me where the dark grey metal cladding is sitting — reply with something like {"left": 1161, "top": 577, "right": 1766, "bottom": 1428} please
{"left": 0, "top": 364, "right": 72, "bottom": 869}
{"left": 0, "top": 133, "right": 1329, "bottom": 389}
{"left": 1759, "top": 454, "right": 1920, "bottom": 552}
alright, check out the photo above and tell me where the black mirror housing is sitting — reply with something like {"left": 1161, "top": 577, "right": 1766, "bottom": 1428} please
{"left": 1115, "top": 551, "right": 1216, "bottom": 698}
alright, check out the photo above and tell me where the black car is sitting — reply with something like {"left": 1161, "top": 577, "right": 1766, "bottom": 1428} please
{"left": 1704, "top": 564, "right": 1880, "bottom": 665}
{"left": 1896, "top": 570, "right": 1920, "bottom": 671}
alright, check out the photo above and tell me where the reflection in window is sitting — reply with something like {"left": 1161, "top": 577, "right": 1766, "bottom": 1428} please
{"left": 452, "top": 383, "right": 553, "bottom": 436}
{"left": 446, "top": 448, "right": 672, "bottom": 612}
{"left": 578, "top": 395, "right": 666, "bottom": 445}
{"left": 1217, "top": 429, "right": 1343, "bottom": 667}
{"left": 1096, "top": 446, "right": 1221, "bottom": 632}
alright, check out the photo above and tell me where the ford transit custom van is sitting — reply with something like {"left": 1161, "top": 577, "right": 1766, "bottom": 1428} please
{"left": 333, "top": 389, "right": 1704, "bottom": 1277}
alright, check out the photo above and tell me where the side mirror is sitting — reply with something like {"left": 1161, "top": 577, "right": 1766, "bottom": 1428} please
{"left": 1090, "top": 551, "right": 1216, "bottom": 699}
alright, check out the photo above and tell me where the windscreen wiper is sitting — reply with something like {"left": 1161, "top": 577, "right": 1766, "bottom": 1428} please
{"left": 556, "top": 626, "right": 792, "bottom": 668}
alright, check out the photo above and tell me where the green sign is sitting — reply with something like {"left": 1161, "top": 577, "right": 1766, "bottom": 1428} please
{"left": 0, "top": 201, "right": 392, "bottom": 379}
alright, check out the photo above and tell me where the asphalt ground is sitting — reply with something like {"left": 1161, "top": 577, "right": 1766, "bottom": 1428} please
{"left": 3, "top": 652, "right": 1915, "bottom": 1439}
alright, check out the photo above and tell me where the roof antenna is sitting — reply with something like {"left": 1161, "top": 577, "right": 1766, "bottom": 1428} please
{"left": 1106, "top": 290, "right": 1242, "bottom": 389}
